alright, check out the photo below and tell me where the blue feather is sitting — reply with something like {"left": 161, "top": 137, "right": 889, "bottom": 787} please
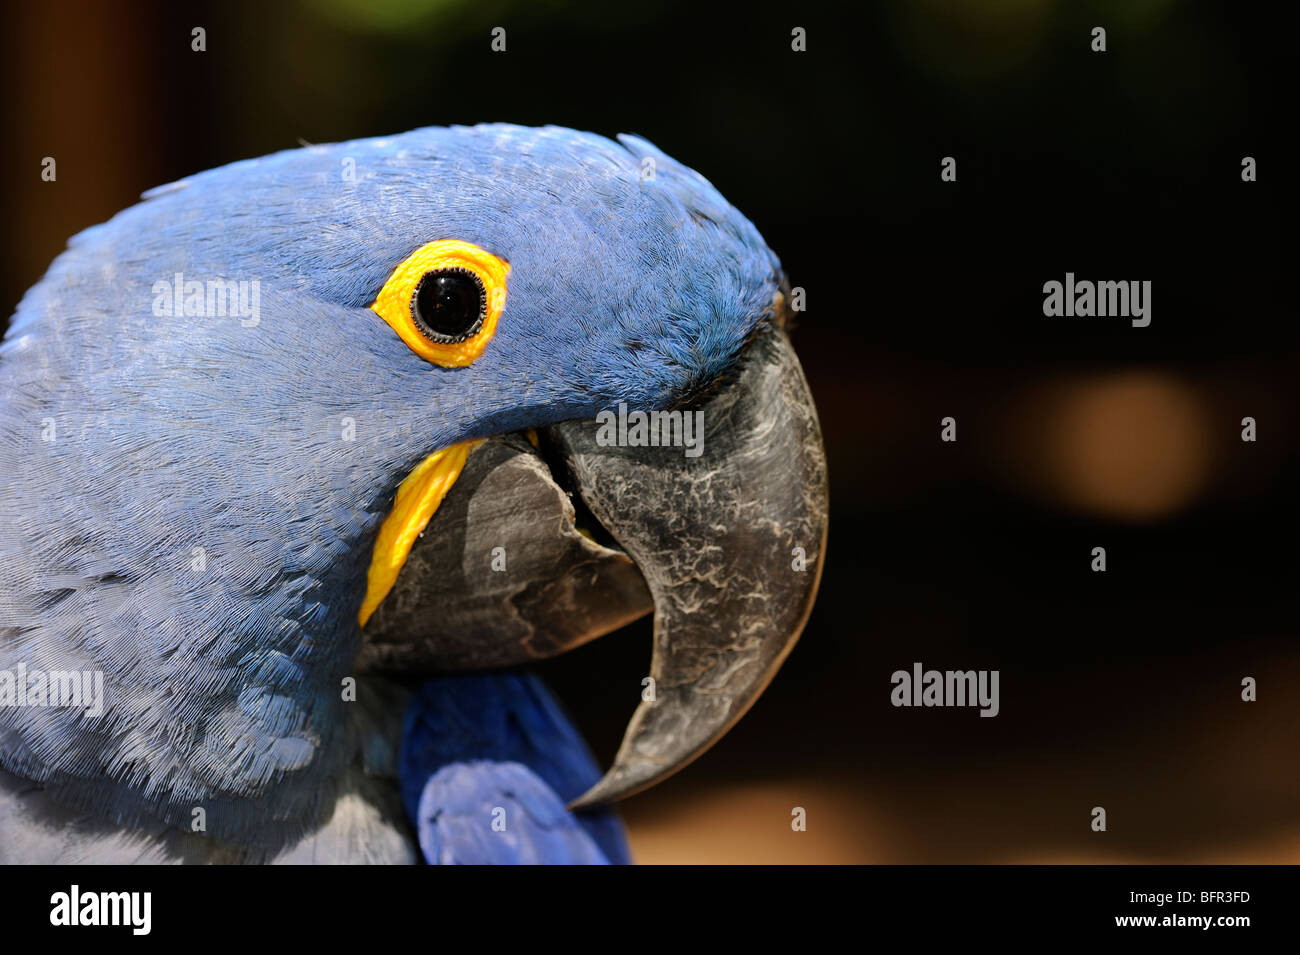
{"left": 400, "top": 672, "right": 630, "bottom": 864}
{"left": 416, "top": 763, "right": 610, "bottom": 866}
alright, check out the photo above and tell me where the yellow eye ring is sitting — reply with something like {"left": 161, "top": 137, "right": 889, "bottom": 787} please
{"left": 370, "top": 239, "right": 509, "bottom": 367}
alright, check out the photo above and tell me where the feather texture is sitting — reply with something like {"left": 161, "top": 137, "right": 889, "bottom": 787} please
{"left": 400, "top": 672, "right": 629, "bottom": 864}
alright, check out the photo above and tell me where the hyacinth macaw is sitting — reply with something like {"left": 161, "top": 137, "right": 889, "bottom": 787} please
{"left": 0, "top": 125, "right": 827, "bottom": 864}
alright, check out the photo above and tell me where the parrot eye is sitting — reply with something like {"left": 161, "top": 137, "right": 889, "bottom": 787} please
{"left": 412, "top": 268, "right": 485, "bottom": 343}
{"left": 370, "top": 239, "right": 510, "bottom": 368}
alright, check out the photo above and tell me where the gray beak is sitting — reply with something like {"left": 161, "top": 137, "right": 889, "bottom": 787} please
{"left": 359, "top": 324, "right": 828, "bottom": 807}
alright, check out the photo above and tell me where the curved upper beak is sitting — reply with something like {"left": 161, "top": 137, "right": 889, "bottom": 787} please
{"left": 547, "top": 325, "right": 828, "bottom": 807}
{"left": 359, "top": 324, "right": 828, "bottom": 807}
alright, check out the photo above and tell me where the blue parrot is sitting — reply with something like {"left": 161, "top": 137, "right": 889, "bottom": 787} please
{"left": 0, "top": 125, "right": 828, "bottom": 863}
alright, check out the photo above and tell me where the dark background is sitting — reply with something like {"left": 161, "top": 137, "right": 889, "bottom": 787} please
{"left": 2, "top": 0, "right": 1294, "bottom": 861}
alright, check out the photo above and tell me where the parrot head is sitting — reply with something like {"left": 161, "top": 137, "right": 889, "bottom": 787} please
{"left": 0, "top": 124, "right": 827, "bottom": 848}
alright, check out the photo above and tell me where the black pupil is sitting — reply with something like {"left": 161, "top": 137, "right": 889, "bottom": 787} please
{"left": 414, "top": 270, "right": 483, "bottom": 340}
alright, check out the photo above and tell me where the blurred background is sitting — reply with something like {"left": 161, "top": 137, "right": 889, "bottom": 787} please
{"left": 2, "top": 0, "right": 1294, "bottom": 862}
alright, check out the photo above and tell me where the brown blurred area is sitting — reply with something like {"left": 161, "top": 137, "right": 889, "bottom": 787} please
{"left": 3, "top": 0, "right": 1295, "bottom": 863}
{"left": 611, "top": 650, "right": 1300, "bottom": 863}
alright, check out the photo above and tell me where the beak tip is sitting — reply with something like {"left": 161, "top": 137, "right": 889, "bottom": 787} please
{"left": 567, "top": 775, "right": 629, "bottom": 812}
{"left": 567, "top": 763, "right": 659, "bottom": 811}
{"left": 565, "top": 787, "right": 607, "bottom": 813}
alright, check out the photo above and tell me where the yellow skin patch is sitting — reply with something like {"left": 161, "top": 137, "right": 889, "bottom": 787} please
{"left": 360, "top": 239, "right": 509, "bottom": 625}
{"left": 360, "top": 439, "right": 483, "bottom": 626}
{"left": 369, "top": 239, "right": 510, "bottom": 367}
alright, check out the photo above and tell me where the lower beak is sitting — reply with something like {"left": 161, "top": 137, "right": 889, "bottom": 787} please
{"left": 359, "top": 324, "right": 828, "bottom": 807}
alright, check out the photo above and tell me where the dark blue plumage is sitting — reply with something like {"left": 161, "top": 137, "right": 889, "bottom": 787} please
{"left": 400, "top": 673, "right": 629, "bottom": 864}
